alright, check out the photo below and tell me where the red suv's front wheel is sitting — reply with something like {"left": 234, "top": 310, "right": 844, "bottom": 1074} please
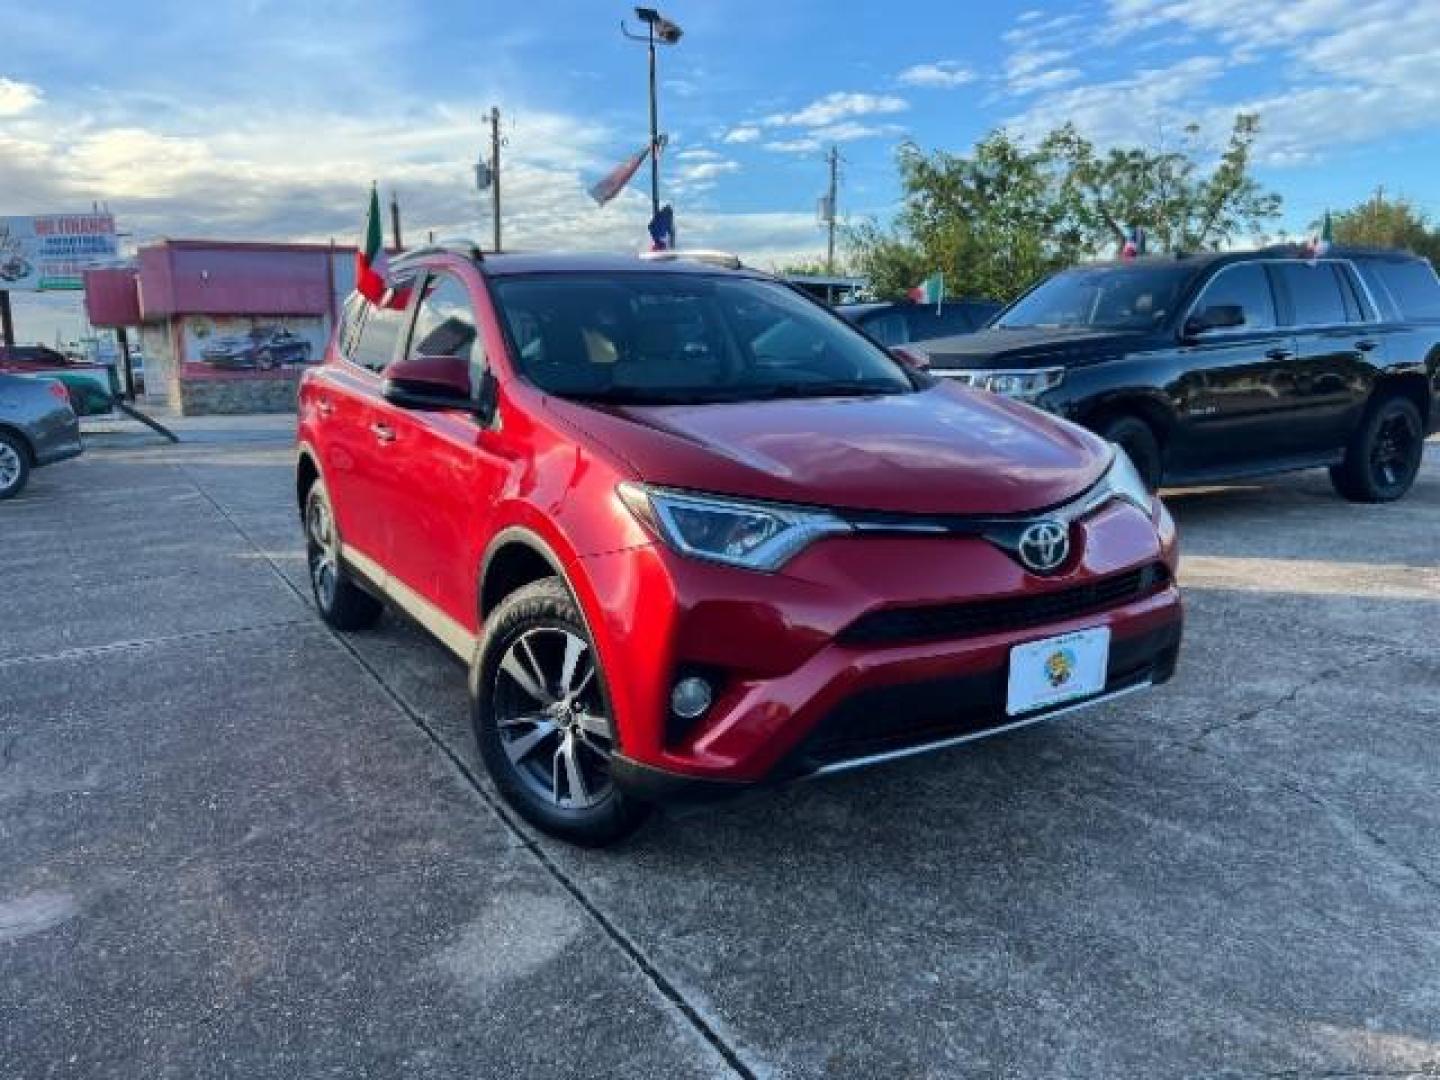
{"left": 472, "top": 578, "right": 650, "bottom": 846}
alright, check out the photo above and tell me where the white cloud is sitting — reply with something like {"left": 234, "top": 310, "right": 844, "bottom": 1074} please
{"left": 1006, "top": 55, "right": 1228, "bottom": 145}
{"left": 764, "top": 121, "right": 904, "bottom": 154}
{"left": 897, "top": 62, "right": 976, "bottom": 89}
{"left": 677, "top": 158, "right": 739, "bottom": 182}
{"left": 0, "top": 77, "right": 41, "bottom": 116}
{"left": 722, "top": 125, "right": 761, "bottom": 144}
{"left": 1004, "top": 47, "right": 1084, "bottom": 94}
{"left": 762, "top": 91, "right": 908, "bottom": 128}
{"left": 1095, "top": 0, "right": 1440, "bottom": 162}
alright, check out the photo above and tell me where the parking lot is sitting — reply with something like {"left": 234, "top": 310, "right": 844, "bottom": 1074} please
{"left": 3, "top": 417, "right": 1438, "bottom": 1079}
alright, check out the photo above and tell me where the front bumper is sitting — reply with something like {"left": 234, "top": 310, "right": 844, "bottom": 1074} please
{"left": 611, "top": 614, "right": 1180, "bottom": 802}
{"left": 580, "top": 497, "right": 1183, "bottom": 799}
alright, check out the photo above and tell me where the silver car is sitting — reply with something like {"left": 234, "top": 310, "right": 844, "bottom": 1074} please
{"left": 0, "top": 373, "right": 84, "bottom": 500}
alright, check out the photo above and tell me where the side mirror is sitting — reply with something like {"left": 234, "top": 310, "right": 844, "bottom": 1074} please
{"left": 383, "top": 354, "right": 474, "bottom": 411}
{"left": 891, "top": 345, "right": 930, "bottom": 371}
{"left": 1183, "top": 304, "right": 1244, "bottom": 338}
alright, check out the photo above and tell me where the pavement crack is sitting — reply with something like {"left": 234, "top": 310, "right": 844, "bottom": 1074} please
{"left": 180, "top": 461, "right": 759, "bottom": 1080}
{"left": 1186, "top": 652, "right": 1390, "bottom": 747}
{"left": 0, "top": 618, "right": 312, "bottom": 670}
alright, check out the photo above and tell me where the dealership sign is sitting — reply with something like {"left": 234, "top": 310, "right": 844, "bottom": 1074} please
{"left": 0, "top": 214, "right": 119, "bottom": 291}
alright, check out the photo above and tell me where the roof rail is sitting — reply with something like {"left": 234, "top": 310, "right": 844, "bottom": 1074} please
{"left": 391, "top": 239, "right": 485, "bottom": 268}
{"left": 638, "top": 249, "right": 744, "bottom": 270}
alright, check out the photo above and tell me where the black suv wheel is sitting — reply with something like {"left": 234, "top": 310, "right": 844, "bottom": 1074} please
{"left": 1101, "top": 416, "right": 1163, "bottom": 490}
{"left": 472, "top": 578, "right": 651, "bottom": 846}
{"left": 1330, "top": 395, "right": 1425, "bottom": 503}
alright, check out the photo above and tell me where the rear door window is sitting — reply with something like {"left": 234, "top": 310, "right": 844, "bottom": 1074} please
{"left": 337, "top": 293, "right": 368, "bottom": 360}
{"left": 350, "top": 300, "right": 409, "bottom": 373}
{"left": 1192, "top": 263, "right": 1277, "bottom": 330}
{"left": 1275, "top": 263, "right": 1349, "bottom": 326}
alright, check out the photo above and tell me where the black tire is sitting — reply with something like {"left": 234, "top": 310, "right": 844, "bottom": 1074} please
{"left": 1101, "top": 415, "right": 1163, "bottom": 490}
{"left": 473, "top": 577, "right": 651, "bottom": 847}
{"left": 0, "top": 430, "right": 31, "bottom": 501}
{"left": 1330, "top": 395, "right": 1425, "bottom": 503}
{"left": 303, "top": 482, "right": 384, "bottom": 631}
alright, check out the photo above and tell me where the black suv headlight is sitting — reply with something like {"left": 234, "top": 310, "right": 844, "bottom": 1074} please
{"left": 939, "top": 367, "right": 1065, "bottom": 402}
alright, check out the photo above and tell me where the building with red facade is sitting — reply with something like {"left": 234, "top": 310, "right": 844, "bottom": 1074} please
{"left": 85, "top": 240, "right": 355, "bottom": 414}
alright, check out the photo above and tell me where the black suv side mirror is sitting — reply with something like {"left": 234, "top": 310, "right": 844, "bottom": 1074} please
{"left": 1183, "top": 304, "right": 1245, "bottom": 338}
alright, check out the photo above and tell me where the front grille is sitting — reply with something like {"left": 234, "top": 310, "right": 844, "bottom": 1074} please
{"left": 785, "top": 621, "right": 1182, "bottom": 772}
{"left": 837, "top": 563, "right": 1169, "bottom": 647}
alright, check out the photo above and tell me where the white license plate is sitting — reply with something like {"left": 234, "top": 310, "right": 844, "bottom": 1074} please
{"left": 1006, "top": 626, "right": 1111, "bottom": 717}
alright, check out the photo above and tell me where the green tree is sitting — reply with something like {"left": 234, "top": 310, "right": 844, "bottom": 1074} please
{"left": 771, "top": 256, "right": 848, "bottom": 277}
{"left": 1329, "top": 196, "right": 1440, "bottom": 264}
{"left": 849, "top": 130, "right": 1083, "bottom": 300}
{"left": 1046, "top": 113, "right": 1282, "bottom": 254}
{"left": 847, "top": 113, "right": 1284, "bottom": 302}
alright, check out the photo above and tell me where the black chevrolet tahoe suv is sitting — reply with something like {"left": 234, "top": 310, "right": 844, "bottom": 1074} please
{"left": 916, "top": 247, "right": 1440, "bottom": 502}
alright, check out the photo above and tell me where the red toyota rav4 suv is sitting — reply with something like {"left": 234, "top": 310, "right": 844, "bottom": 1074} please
{"left": 297, "top": 246, "right": 1182, "bottom": 845}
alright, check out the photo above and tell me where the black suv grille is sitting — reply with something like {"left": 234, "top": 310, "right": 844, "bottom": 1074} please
{"left": 837, "top": 564, "right": 1169, "bottom": 647}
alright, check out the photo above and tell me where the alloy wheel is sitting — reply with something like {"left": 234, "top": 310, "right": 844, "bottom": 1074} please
{"left": 0, "top": 441, "right": 20, "bottom": 494}
{"left": 1370, "top": 409, "right": 1419, "bottom": 489}
{"left": 492, "top": 628, "right": 615, "bottom": 810}
{"left": 306, "top": 494, "right": 339, "bottom": 610}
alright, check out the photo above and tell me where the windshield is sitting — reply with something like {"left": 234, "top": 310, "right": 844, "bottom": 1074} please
{"left": 998, "top": 265, "right": 1198, "bottom": 331}
{"left": 492, "top": 274, "right": 914, "bottom": 404}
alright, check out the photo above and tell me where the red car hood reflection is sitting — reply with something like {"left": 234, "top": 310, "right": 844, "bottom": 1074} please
{"left": 547, "top": 382, "right": 1110, "bottom": 516}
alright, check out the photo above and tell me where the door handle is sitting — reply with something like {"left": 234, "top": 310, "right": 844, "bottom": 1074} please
{"left": 370, "top": 421, "right": 396, "bottom": 444}
{"left": 1355, "top": 340, "right": 1377, "bottom": 352}
{"left": 315, "top": 398, "right": 334, "bottom": 417}
{"left": 1265, "top": 348, "right": 1293, "bottom": 361}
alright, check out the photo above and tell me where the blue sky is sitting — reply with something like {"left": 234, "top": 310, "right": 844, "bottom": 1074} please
{"left": 4, "top": 0, "right": 1439, "bottom": 340}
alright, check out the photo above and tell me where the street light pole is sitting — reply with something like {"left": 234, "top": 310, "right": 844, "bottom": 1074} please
{"left": 646, "top": 22, "right": 659, "bottom": 217}
{"left": 623, "top": 8, "right": 683, "bottom": 221}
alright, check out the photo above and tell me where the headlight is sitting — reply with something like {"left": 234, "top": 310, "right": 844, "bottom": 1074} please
{"left": 618, "top": 483, "right": 851, "bottom": 571}
{"left": 1103, "top": 445, "right": 1155, "bottom": 512}
{"left": 941, "top": 367, "right": 1065, "bottom": 402}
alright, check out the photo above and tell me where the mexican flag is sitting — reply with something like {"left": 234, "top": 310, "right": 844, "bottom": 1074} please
{"left": 908, "top": 272, "right": 944, "bottom": 307}
{"left": 356, "top": 185, "right": 390, "bottom": 304}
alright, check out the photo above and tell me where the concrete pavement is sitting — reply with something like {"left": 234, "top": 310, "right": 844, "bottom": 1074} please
{"left": 2, "top": 417, "right": 1438, "bottom": 1078}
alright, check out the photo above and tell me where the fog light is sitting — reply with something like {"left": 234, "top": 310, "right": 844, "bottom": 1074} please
{"left": 670, "top": 676, "right": 713, "bottom": 719}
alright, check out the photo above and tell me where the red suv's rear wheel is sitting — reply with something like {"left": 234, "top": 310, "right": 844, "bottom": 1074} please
{"left": 473, "top": 578, "right": 650, "bottom": 846}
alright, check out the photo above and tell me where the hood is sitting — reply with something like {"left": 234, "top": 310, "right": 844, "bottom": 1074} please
{"left": 918, "top": 327, "right": 1147, "bottom": 371}
{"left": 546, "top": 383, "right": 1109, "bottom": 516}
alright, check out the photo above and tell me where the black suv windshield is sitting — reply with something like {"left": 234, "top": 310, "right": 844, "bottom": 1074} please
{"left": 998, "top": 264, "right": 1198, "bottom": 331}
{"left": 492, "top": 274, "right": 914, "bottom": 404}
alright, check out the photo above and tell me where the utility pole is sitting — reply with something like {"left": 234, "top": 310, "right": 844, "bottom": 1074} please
{"left": 489, "top": 107, "right": 503, "bottom": 253}
{"left": 389, "top": 190, "right": 403, "bottom": 250}
{"left": 824, "top": 145, "right": 839, "bottom": 275}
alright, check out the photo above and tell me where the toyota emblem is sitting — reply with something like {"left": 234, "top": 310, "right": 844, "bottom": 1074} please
{"left": 1017, "top": 520, "right": 1070, "bottom": 573}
